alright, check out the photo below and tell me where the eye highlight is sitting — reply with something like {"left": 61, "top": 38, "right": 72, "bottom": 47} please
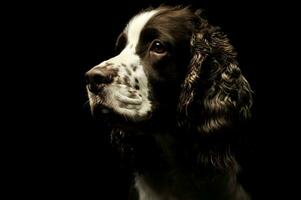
{"left": 150, "top": 40, "right": 166, "bottom": 54}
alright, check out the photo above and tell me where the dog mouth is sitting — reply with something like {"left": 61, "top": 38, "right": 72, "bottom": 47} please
{"left": 88, "top": 87, "right": 151, "bottom": 125}
{"left": 91, "top": 104, "right": 151, "bottom": 131}
{"left": 114, "top": 90, "right": 143, "bottom": 109}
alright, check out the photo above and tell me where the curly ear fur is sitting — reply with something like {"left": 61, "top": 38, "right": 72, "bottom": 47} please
{"left": 178, "top": 13, "right": 253, "bottom": 136}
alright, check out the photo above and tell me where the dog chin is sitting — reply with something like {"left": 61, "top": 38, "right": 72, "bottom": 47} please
{"left": 91, "top": 103, "right": 152, "bottom": 126}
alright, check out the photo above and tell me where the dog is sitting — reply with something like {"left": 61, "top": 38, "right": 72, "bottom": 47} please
{"left": 85, "top": 5, "right": 252, "bottom": 200}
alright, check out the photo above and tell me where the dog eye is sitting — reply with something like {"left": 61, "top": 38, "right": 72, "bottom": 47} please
{"left": 150, "top": 40, "right": 166, "bottom": 54}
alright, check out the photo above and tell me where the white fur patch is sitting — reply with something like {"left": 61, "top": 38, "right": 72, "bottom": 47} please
{"left": 125, "top": 10, "right": 159, "bottom": 50}
{"left": 87, "top": 9, "right": 159, "bottom": 120}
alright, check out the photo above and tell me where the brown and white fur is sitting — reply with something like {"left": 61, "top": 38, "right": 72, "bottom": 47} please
{"left": 86, "top": 6, "right": 252, "bottom": 200}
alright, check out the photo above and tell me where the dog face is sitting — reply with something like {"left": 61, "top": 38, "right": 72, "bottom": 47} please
{"left": 86, "top": 8, "right": 194, "bottom": 122}
{"left": 86, "top": 6, "right": 252, "bottom": 134}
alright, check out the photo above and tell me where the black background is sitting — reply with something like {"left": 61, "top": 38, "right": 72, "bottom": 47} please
{"left": 5, "top": 0, "right": 297, "bottom": 199}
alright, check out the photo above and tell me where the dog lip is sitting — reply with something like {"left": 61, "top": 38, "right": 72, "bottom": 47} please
{"left": 115, "top": 93, "right": 143, "bottom": 105}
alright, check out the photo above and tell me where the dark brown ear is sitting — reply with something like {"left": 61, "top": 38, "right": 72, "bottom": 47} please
{"left": 178, "top": 14, "right": 253, "bottom": 135}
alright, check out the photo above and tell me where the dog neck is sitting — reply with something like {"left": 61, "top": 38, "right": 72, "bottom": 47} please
{"left": 110, "top": 128, "right": 249, "bottom": 200}
{"left": 133, "top": 161, "right": 248, "bottom": 200}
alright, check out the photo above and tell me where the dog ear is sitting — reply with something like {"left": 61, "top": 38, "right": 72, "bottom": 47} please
{"left": 178, "top": 15, "right": 253, "bottom": 135}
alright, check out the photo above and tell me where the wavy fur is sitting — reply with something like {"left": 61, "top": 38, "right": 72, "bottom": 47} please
{"left": 178, "top": 10, "right": 252, "bottom": 136}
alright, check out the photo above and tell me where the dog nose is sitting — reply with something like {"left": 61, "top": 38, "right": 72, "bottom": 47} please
{"left": 85, "top": 67, "right": 115, "bottom": 93}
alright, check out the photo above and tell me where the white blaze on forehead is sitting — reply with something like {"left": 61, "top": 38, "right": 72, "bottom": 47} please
{"left": 88, "top": 9, "right": 159, "bottom": 120}
{"left": 125, "top": 10, "right": 159, "bottom": 50}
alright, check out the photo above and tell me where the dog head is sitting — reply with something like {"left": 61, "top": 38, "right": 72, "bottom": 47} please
{"left": 86, "top": 6, "right": 252, "bottom": 135}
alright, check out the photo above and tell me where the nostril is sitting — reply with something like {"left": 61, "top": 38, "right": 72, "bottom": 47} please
{"left": 93, "top": 73, "right": 107, "bottom": 84}
{"left": 85, "top": 70, "right": 112, "bottom": 84}
{"left": 85, "top": 68, "right": 115, "bottom": 93}
{"left": 87, "top": 83, "right": 100, "bottom": 94}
